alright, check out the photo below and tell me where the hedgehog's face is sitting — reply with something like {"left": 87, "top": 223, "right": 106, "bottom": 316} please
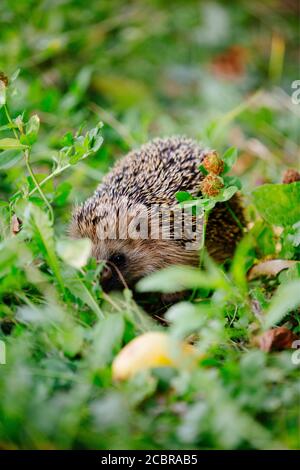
{"left": 70, "top": 202, "right": 199, "bottom": 293}
{"left": 96, "top": 238, "right": 196, "bottom": 314}
{"left": 91, "top": 237, "right": 197, "bottom": 293}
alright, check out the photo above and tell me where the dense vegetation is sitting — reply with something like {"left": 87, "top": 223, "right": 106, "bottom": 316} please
{"left": 0, "top": 0, "right": 299, "bottom": 450}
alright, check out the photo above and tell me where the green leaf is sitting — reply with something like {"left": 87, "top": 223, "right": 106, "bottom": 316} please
{"left": 49, "top": 316, "right": 83, "bottom": 356}
{"left": 253, "top": 222, "right": 276, "bottom": 257}
{"left": 0, "top": 81, "right": 6, "bottom": 106}
{"left": 264, "top": 279, "right": 300, "bottom": 328}
{"left": 62, "top": 325, "right": 84, "bottom": 357}
{"left": 54, "top": 181, "right": 72, "bottom": 206}
{"left": 231, "top": 234, "right": 255, "bottom": 294}
{"left": 136, "top": 265, "right": 228, "bottom": 293}
{"left": 22, "top": 204, "right": 64, "bottom": 292}
{"left": 27, "top": 173, "right": 54, "bottom": 195}
{"left": 0, "top": 123, "right": 19, "bottom": 132}
{"left": 60, "top": 123, "right": 103, "bottom": 165}
{"left": 89, "top": 315, "right": 125, "bottom": 369}
{"left": 0, "top": 149, "right": 22, "bottom": 169}
{"left": 64, "top": 274, "right": 104, "bottom": 319}
{"left": 278, "top": 263, "right": 300, "bottom": 284}
{"left": 195, "top": 198, "right": 216, "bottom": 211}
{"left": 20, "top": 114, "right": 40, "bottom": 145}
{"left": 175, "top": 191, "right": 193, "bottom": 203}
{"left": 223, "top": 175, "right": 242, "bottom": 190}
{"left": 56, "top": 238, "right": 92, "bottom": 269}
{"left": 198, "top": 163, "right": 209, "bottom": 175}
{"left": 10, "top": 68, "right": 20, "bottom": 82}
{"left": 62, "top": 131, "right": 74, "bottom": 146}
{"left": 27, "top": 114, "right": 40, "bottom": 137}
{"left": 291, "top": 221, "right": 300, "bottom": 247}
{"left": 252, "top": 182, "right": 300, "bottom": 227}
{"left": 222, "top": 147, "right": 237, "bottom": 173}
{"left": 88, "top": 125, "right": 103, "bottom": 152}
{"left": 17, "top": 305, "right": 53, "bottom": 325}
{"left": 167, "top": 302, "right": 213, "bottom": 339}
{"left": 214, "top": 185, "right": 238, "bottom": 203}
{"left": 0, "top": 138, "right": 27, "bottom": 150}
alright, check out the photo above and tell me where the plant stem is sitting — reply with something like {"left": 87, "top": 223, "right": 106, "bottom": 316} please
{"left": 199, "top": 210, "right": 210, "bottom": 269}
{"left": 14, "top": 152, "right": 91, "bottom": 201}
{"left": 29, "top": 164, "right": 70, "bottom": 197}
{"left": 188, "top": 209, "right": 210, "bottom": 302}
{"left": 4, "top": 104, "right": 55, "bottom": 225}
{"left": 24, "top": 148, "right": 54, "bottom": 225}
{"left": 4, "top": 104, "right": 18, "bottom": 139}
{"left": 12, "top": 162, "right": 71, "bottom": 203}
{"left": 225, "top": 202, "right": 244, "bottom": 232}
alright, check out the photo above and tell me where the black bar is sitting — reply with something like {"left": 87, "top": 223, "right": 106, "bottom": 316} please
{"left": 0, "top": 449, "right": 298, "bottom": 466}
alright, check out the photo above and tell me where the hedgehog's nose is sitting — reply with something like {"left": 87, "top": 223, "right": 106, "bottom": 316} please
{"left": 101, "top": 264, "right": 112, "bottom": 283}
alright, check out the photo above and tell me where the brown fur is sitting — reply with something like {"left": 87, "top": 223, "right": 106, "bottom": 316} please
{"left": 71, "top": 137, "right": 244, "bottom": 293}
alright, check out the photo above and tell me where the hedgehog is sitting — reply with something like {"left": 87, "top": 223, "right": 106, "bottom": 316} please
{"left": 70, "top": 137, "right": 244, "bottom": 305}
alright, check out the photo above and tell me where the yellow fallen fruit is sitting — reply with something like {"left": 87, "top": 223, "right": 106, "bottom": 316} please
{"left": 112, "top": 331, "right": 198, "bottom": 381}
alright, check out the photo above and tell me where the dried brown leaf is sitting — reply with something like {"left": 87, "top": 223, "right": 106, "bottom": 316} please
{"left": 254, "top": 326, "right": 298, "bottom": 352}
{"left": 282, "top": 169, "right": 300, "bottom": 184}
{"left": 248, "top": 259, "right": 297, "bottom": 280}
{"left": 11, "top": 215, "right": 22, "bottom": 235}
{"left": 211, "top": 45, "right": 248, "bottom": 79}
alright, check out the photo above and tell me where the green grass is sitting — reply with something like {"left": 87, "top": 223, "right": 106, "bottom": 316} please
{"left": 0, "top": 0, "right": 299, "bottom": 450}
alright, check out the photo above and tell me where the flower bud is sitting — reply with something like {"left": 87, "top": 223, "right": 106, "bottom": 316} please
{"left": 200, "top": 174, "right": 224, "bottom": 197}
{"left": 203, "top": 151, "right": 224, "bottom": 175}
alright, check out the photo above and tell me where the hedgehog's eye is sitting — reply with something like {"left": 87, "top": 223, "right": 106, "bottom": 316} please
{"left": 109, "top": 253, "right": 126, "bottom": 267}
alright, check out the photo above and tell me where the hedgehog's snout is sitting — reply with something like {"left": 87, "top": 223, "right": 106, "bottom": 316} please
{"left": 100, "top": 264, "right": 122, "bottom": 292}
{"left": 100, "top": 253, "right": 128, "bottom": 293}
{"left": 101, "top": 264, "right": 112, "bottom": 283}
{"left": 100, "top": 262, "right": 120, "bottom": 293}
